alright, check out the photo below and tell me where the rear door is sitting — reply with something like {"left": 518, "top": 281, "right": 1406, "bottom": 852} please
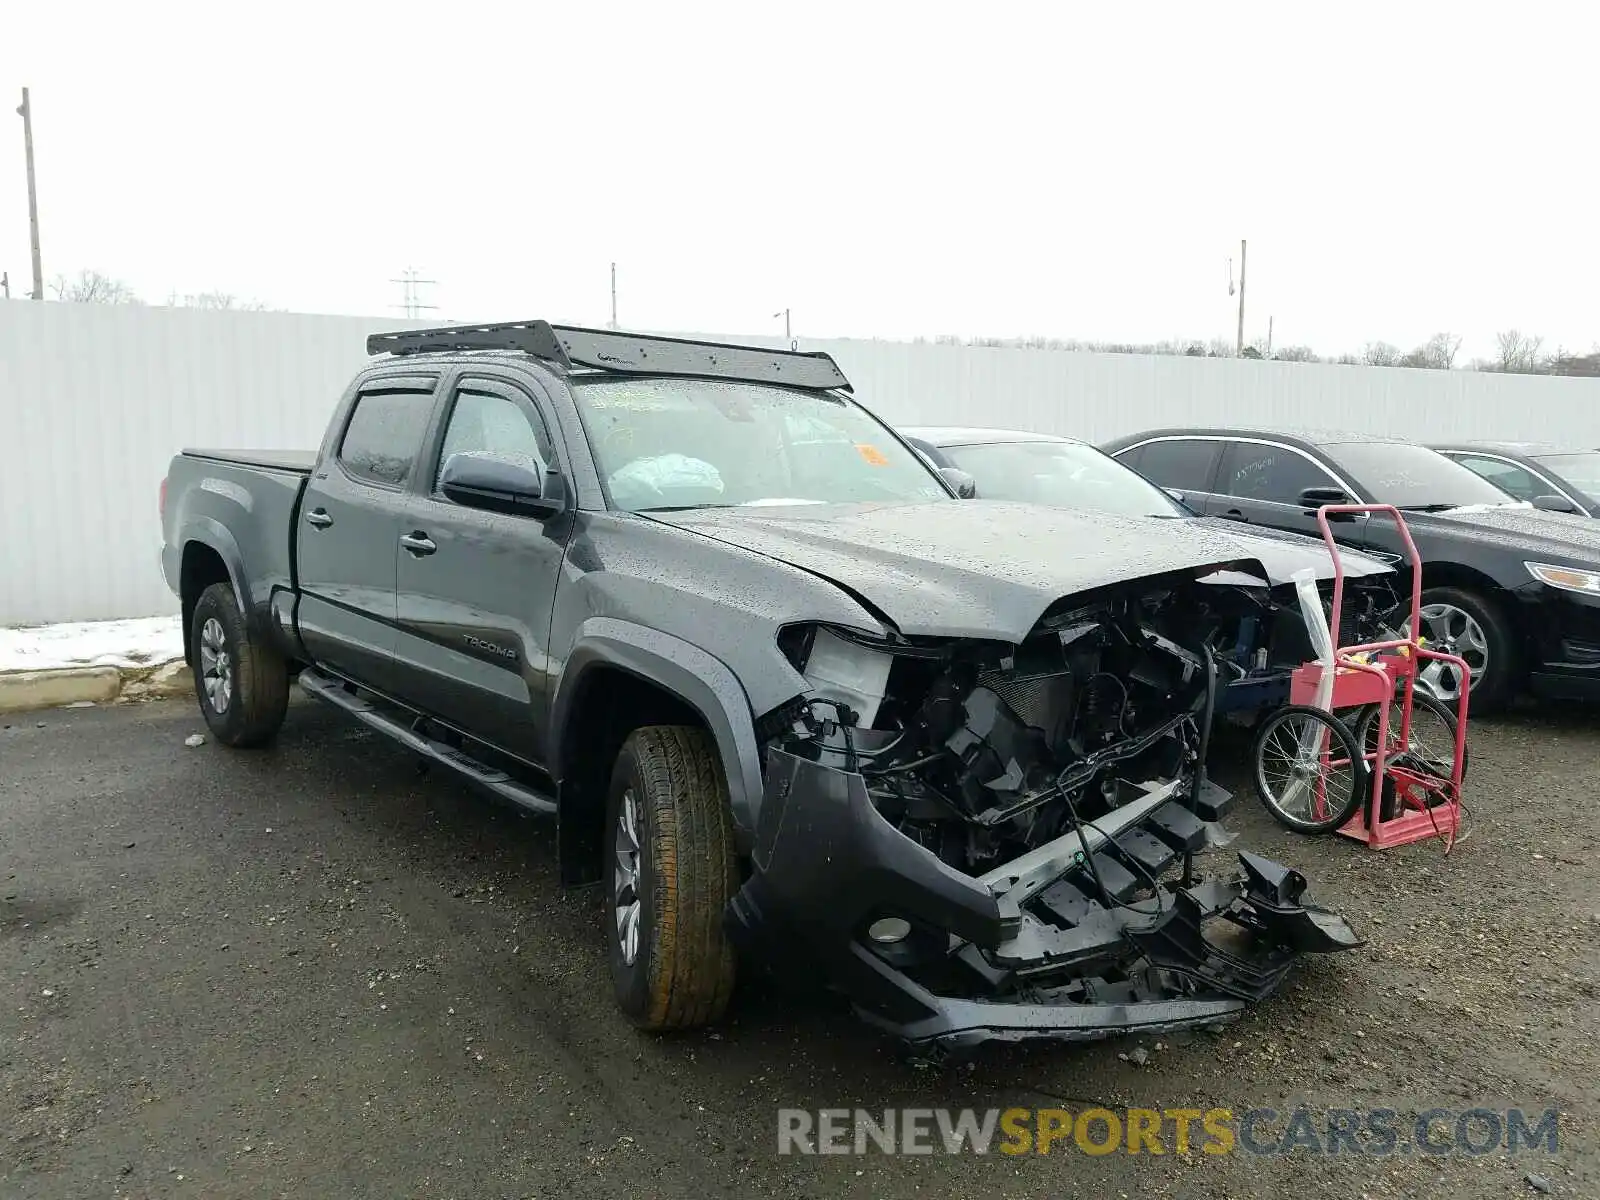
{"left": 296, "top": 377, "right": 441, "bottom": 696}
{"left": 1114, "top": 437, "right": 1224, "bottom": 512}
{"left": 391, "top": 374, "right": 570, "bottom": 761}
{"left": 1213, "top": 439, "right": 1354, "bottom": 540}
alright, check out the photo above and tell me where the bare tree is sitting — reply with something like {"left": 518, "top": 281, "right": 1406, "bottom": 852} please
{"left": 1274, "top": 345, "right": 1319, "bottom": 362}
{"left": 166, "top": 289, "right": 274, "bottom": 311}
{"left": 1363, "top": 341, "right": 1401, "bottom": 367}
{"left": 1493, "top": 329, "right": 1546, "bottom": 373}
{"left": 50, "top": 269, "right": 141, "bottom": 304}
{"left": 1403, "top": 331, "right": 1461, "bottom": 369}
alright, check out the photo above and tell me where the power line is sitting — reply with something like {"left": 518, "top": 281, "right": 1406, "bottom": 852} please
{"left": 390, "top": 267, "right": 437, "bottom": 319}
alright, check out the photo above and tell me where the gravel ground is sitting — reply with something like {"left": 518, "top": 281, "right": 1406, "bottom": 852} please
{"left": 2, "top": 695, "right": 1595, "bottom": 1199}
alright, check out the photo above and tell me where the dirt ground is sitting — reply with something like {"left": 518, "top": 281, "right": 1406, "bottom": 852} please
{"left": 2, "top": 695, "right": 1595, "bottom": 1199}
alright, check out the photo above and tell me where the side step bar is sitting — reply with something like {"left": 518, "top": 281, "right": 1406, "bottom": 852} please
{"left": 299, "top": 668, "right": 555, "bottom": 815}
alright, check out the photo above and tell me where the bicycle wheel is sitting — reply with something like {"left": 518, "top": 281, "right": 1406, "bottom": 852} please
{"left": 1353, "top": 690, "right": 1468, "bottom": 783}
{"left": 1251, "top": 705, "right": 1366, "bottom": 834}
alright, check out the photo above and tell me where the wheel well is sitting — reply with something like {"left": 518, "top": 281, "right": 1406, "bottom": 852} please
{"left": 556, "top": 665, "right": 707, "bottom": 885}
{"left": 1415, "top": 561, "right": 1507, "bottom": 598}
{"left": 179, "top": 542, "right": 232, "bottom": 664}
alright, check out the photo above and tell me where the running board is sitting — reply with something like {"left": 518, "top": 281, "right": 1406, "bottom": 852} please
{"left": 298, "top": 668, "right": 556, "bottom": 815}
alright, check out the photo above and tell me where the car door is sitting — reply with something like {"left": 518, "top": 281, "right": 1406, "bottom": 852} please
{"left": 296, "top": 377, "right": 440, "bottom": 696}
{"left": 1114, "top": 437, "right": 1225, "bottom": 512}
{"left": 391, "top": 374, "right": 569, "bottom": 762}
{"left": 1213, "top": 439, "right": 1357, "bottom": 540}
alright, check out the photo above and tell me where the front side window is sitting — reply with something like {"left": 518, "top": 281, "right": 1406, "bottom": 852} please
{"left": 1222, "top": 443, "right": 1338, "bottom": 503}
{"left": 338, "top": 389, "right": 436, "bottom": 486}
{"left": 572, "top": 378, "right": 949, "bottom": 512}
{"left": 940, "top": 440, "right": 1185, "bottom": 517}
{"left": 1532, "top": 452, "right": 1600, "bottom": 504}
{"left": 1128, "top": 439, "right": 1221, "bottom": 492}
{"left": 1448, "top": 455, "right": 1542, "bottom": 502}
{"left": 435, "top": 388, "right": 553, "bottom": 488}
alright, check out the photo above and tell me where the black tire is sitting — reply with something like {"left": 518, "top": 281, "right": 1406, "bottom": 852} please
{"left": 190, "top": 582, "right": 290, "bottom": 747}
{"left": 1415, "top": 585, "right": 1520, "bottom": 715}
{"left": 1251, "top": 704, "right": 1366, "bottom": 834}
{"left": 1353, "top": 690, "right": 1469, "bottom": 782}
{"left": 605, "top": 725, "right": 738, "bottom": 1031}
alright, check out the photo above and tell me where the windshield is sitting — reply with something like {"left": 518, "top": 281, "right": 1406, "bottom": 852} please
{"left": 1533, "top": 452, "right": 1600, "bottom": 504}
{"left": 940, "top": 439, "right": 1187, "bottom": 517}
{"left": 1322, "top": 442, "right": 1513, "bottom": 509}
{"left": 572, "top": 378, "right": 951, "bottom": 512}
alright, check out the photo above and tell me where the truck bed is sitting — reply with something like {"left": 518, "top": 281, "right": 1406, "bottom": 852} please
{"left": 182, "top": 449, "right": 317, "bottom": 474}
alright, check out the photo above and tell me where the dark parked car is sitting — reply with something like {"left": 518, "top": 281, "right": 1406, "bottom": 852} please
{"left": 1433, "top": 441, "right": 1600, "bottom": 517}
{"left": 158, "top": 322, "right": 1361, "bottom": 1055}
{"left": 901, "top": 426, "right": 1402, "bottom": 714}
{"left": 1101, "top": 427, "right": 1600, "bottom": 711}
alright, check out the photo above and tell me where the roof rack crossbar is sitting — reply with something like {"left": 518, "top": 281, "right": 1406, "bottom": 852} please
{"left": 367, "top": 320, "right": 851, "bottom": 391}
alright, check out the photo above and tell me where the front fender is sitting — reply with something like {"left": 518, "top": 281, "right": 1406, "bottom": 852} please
{"left": 550, "top": 617, "right": 770, "bottom": 843}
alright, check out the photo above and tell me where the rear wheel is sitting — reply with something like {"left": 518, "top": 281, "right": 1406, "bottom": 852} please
{"left": 190, "top": 583, "right": 289, "bottom": 747}
{"left": 606, "top": 725, "right": 738, "bottom": 1031}
{"left": 1353, "top": 690, "right": 1468, "bottom": 782}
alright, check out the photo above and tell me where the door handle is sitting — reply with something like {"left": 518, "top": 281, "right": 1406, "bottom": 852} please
{"left": 306, "top": 508, "right": 334, "bottom": 529}
{"left": 1221, "top": 508, "right": 1247, "bottom": 521}
{"left": 400, "top": 531, "right": 437, "bottom": 556}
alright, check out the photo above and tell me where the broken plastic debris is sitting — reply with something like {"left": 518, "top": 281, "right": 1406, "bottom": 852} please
{"left": 184, "top": 733, "right": 206, "bottom": 748}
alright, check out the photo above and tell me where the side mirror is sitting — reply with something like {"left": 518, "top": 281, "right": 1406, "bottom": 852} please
{"left": 1532, "top": 494, "right": 1580, "bottom": 514}
{"left": 1298, "top": 485, "right": 1360, "bottom": 521}
{"left": 938, "top": 466, "right": 978, "bottom": 499}
{"left": 439, "top": 451, "right": 562, "bottom": 517}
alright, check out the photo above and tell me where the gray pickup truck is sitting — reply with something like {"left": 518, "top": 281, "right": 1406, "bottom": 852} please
{"left": 160, "top": 320, "right": 1361, "bottom": 1056}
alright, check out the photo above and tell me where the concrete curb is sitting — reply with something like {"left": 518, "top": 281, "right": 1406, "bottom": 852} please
{"left": 0, "top": 660, "right": 192, "bottom": 714}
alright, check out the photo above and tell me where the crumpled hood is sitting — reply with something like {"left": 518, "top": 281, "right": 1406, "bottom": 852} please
{"left": 1190, "top": 517, "right": 1393, "bottom": 583}
{"left": 646, "top": 500, "right": 1302, "bottom": 641}
{"left": 1416, "top": 504, "right": 1600, "bottom": 563}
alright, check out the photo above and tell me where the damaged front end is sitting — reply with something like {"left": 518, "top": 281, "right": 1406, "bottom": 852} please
{"left": 728, "top": 571, "right": 1363, "bottom": 1055}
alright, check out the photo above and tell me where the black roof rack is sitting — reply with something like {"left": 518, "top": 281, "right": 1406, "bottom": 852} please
{"left": 366, "top": 320, "right": 851, "bottom": 391}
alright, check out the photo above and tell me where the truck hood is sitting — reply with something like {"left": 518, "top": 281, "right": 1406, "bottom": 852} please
{"left": 1411, "top": 503, "right": 1600, "bottom": 564}
{"left": 646, "top": 500, "right": 1318, "bottom": 642}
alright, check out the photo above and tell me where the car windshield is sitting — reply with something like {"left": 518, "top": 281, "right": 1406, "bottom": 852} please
{"left": 572, "top": 378, "right": 951, "bottom": 512}
{"left": 1533, "top": 452, "right": 1600, "bottom": 503}
{"left": 1322, "top": 442, "right": 1514, "bottom": 510}
{"left": 939, "top": 439, "right": 1187, "bottom": 517}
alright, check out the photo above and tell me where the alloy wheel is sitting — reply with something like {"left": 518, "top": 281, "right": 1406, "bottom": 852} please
{"left": 613, "top": 788, "right": 642, "bottom": 967}
{"left": 198, "top": 617, "right": 233, "bottom": 714}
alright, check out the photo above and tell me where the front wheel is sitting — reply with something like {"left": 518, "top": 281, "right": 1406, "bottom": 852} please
{"left": 1251, "top": 704, "right": 1366, "bottom": 834}
{"left": 1411, "top": 586, "right": 1520, "bottom": 714}
{"left": 605, "top": 725, "right": 738, "bottom": 1031}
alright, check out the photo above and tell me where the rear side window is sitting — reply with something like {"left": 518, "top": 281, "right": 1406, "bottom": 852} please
{"left": 1449, "top": 454, "right": 1542, "bottom": 501}
{"left": 338, "top": 389, "right": 435, "bottom": 486}
{"left": 1127, "top": 439, "right": 1220, "bottom": 491}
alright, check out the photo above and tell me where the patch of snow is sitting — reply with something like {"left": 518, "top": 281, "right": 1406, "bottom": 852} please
{"left": 0, "top": 616, "right": 184, "bottom": 672}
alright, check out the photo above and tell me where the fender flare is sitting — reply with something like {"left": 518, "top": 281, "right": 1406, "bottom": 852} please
{"left": 177, "top": 518, "right": 251, "bottom": 631}
{"left": 549, "top": 617, "right": 768, "bottom": 841}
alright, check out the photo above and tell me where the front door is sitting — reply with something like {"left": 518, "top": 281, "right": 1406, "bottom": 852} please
{"left": 391, "top": 376, "right": 569, "bottom": 763}
{"left": 296, "top": 380, "right": 440, "bottom": 696}
{"left": 1213, "top": 440, "right": 1360, "bottom": 543}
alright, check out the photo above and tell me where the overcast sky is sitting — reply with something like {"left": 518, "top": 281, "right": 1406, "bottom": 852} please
{"left": 2, "top": 2, "right": 1594, "bottom": 361}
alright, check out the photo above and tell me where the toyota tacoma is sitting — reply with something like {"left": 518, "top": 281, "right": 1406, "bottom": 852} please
{"left": 159, "top": 321, "right": 1362, "bottom": 1055}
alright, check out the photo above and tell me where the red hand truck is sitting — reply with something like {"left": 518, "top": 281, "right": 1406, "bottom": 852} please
{"left": 1254, "top": 504, "right": 1468, "bottom": 850}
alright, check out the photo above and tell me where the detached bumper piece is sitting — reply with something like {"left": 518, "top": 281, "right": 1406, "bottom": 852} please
{"left": 727, "top": 750, "right": 1363, "bottom": 1056}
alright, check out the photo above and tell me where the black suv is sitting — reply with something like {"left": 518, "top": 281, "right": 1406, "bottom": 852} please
{"left": 1102, "top": 427, "right": 1600, "bottom": 710}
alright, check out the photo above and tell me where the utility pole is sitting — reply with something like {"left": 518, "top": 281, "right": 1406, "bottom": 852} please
{"left": 1234, "top": 238, "right": 1247, "bottom": 357}
{"left": 1, "top": 271, "right": 9, "bottom": 299}
{"left": 773, "top": 308, "right": 791, "bottom": 341}
{"left": 609, "top": 262, "right": 618, "bottom": 329}
{"left": 1266, "top": 314, "right": 1274, "bottom": 359}
{"left": 390, "top": 267, "right": 437, "bottom": 319}
{"left": 18, "top": 88, "right": 43, "bottom": 300}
